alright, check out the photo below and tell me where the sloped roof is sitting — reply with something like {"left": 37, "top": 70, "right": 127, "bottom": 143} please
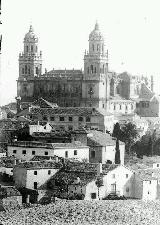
{"left": 15, "top": 160, "right": 63, "bottom": 170}
{"left": 30, "top": 107, "right": 112, "bottom": 117}
{"left": 0, "top": 186, "right": 21, "bottom": 197}
{"left": 139, "top": 83, "right": 154, "bottom": 100}
{"left": 31, "top": 98, "right": 58, "bottom": 109}
{"left": 135, "top": 169, "right": 157, "bottom": 181}
{"left": 87, "top": 130, "right": 124, "bottom": 146}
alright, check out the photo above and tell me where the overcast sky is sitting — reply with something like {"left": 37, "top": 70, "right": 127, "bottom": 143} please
{"left": 1, "top": 0, "right": 160, "bottom": 106}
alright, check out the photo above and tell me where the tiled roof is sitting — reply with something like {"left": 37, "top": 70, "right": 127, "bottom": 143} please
{"left": 135, "top": 169, "right": 158, "bottom": 181}
{"left": 43, "top": 69, "right": 83, "bottom": 79}
{"left": 8, "top": 141, "right": 87, "bottom": 149}
{"left": 50, "top": 163, "right": 119, "bottom": 186}
{"left": 30, "top": 107, "right": 112, "bottom": 117}
{"left": 31, "top": 98, "right": 58, "bottom": 109}
{"left": 87, "top": 130, "right": 124, "bottom": 146}
{"left": 15, "top": 160, "right": 63, "bottom": 169}
{"left": 0, "top": 186, "right": 21, "bottom": 197}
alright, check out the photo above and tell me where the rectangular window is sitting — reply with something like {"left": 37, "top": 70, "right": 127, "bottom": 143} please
{"left": 36, "top": 67, "right": 39, "bottom": 75}
{"left": 112, "top": 174, "right": 115, "bottom": 179}
{"left": 91, "top": 151, "right": 95, "bottom": 158}
{"left": 34, "top": 171, "right": 37, "bottom": 175}
{"left": 48, "top": 170, "right": 51, "bottom": 175}
{"left": 32, "top": 151, "right": 35, "bottom": 155}
{"left": 149, "top": 181, "right": 152, "bottom": 184}
{"left": 79, "top": 117, "right": 83, "bottom": 122}
{"left": 65, "top": 151, "right": 68, "bottom": 158}
{"left": 45, "top": 151, "right": 48, "bottom": 156}
{"left": 22, "top": 150, "right": 26, "bottom": 155}
{"left": 59, "top": 116, "right": 64, "bottom": 121}
{"left": 126, "top": 174, "right": 129, "bottom": 178}
{"left": 69, "top": 117, "right": 73, "bottom": 122}
{"left": 43, "top": 116, "right": 48, "bottom": 121}
{"left": 34, "top": 182, "right": 37, "bottom": 190}
{"left": 74, "top": 150, "right": 77, "bottom": 155}
{"left": 86, "top": 117, "right": 91, "bottom": 122}
{"left": 91, "top": 193, "right": 96, "bottom": 199}
{"left": 13, "top": 150, "right": 17, "bottom": 154}
{"left": 126, "top": 187, "right": 129, "bottom": 192}
{"left": 50, "top": 116, "right": 55, "bottom": 121}
{"left": 157, "top": 164, "right": 159, "bottom": 167}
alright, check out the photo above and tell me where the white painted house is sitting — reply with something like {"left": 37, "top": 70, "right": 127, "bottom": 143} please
{"left": 7, "top": 141, "right": 89, "bottom": 162}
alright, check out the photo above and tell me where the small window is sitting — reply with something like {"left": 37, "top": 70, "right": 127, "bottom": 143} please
{"left": 32, "top": 151, "right": 35, "bottom": 155}
{"left": 112, "top": 174, "right": 115, "bottom": 179}
{"left": 22, "top": 68, "right": 24, "bottom": 74}
{"left": 91, "top": 193, "right": 96, "bottom": 199}
{"left": 26, "top": 46, "right": 28, "bottom": 52}
{"left": 50, "top": 116, "right": 54, "bottom": 121}
{"left": 65, "top": 151, "right": 68, "bottom": 158}
{"left": 69, "top": 117, "right": 73, "bottom": 122}
{"left": 13, "top": 150, "right": 17, "bottom": 154}
{"left": 34, "top": 182, "right": 37, "bottom": 189}
{"left": 125, "top": 105, "right": 128, "bottom": 110}
{"left": 22, "top": 150, "right": 26, "bottom": 155}
{"left": 34, "top": 171, "right": 37, "bottom": 175}
{"left": 157, "top": 164, "right": 159, "bottom": 167}
{"left": 45, "top": 151, "right": 48, "bottom": 156}
{"left": 31, "top": 45, "right": 33, "bottom": 52}
{"left": 86, "top": 117, "right": 91, "bottom": 122}
{"left": 103, "top": 104, "right": 105, "bottom": 108}
{"left": 74, "top": 150, "right": 77, "bottom": 155}
{"left": 120, "top": 105, "right": 122, "bottom": 110}
{"left": 60, "top": 116, "right": 64, "bottom": 121}
{"left": 114, "top": 105, "right": 116, "bottom": 110}
{"left": 43, "top": 116, "right": 47, "bottom": 121}
{"left": 28, "top": 67, "right": 30, "bottom": 74}
{"left": 91, "top": 151, "right": 95, "bottom": 158}
{"left": 79, "top": 117, "right": 83, "bottom": 122}
{"left": 148, "top": 191, "right": 150, "bottom": 195}
{"left": 149, "top": 181, "right": 152, "bottom": 184}
{"left": 48, "top": 170, "right": 51, "bottom": 175}
{"left": 126, "top": 174, "right": 129, "bottom": 178}
{"left": 92, "top": 44, "right": 94, "bottom": 51}
{"left": 36, "top": 67, "right": 39, "bottom": 75}
{"left": 25, "top": 65, "right": 27, "bottom": 74}
{"left": 11, "top": 170, "right": 13, "bottom": 172}
{"left": 126, "top": 187, "right": 129, "bottom": 192}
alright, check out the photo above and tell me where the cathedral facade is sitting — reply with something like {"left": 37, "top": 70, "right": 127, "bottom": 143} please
{"left": 17, "top": 23, "right": 154, "bottom": 112}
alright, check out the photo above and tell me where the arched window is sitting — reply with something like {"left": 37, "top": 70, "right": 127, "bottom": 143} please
{"left": 31, "top": 45, "right": 33, "bottom": 52}
{"left": 94, "top": 67, "right": 96, "bottom": 73}
{"left": 87, "top": 67, "right": 89, "bottom": 74}
{"left": 26, "top": 46, "right": 28, "bottom": 52}
{"left": 90, "top": 65, "right": 94, "bottom": 74}
{"left": 97, "top": 44, "right": 99, "bottom": 51}
{"left": 25, "top": 65, "right": 27, "bottom": 74}
{"left": 22, "top": 68, "right": 24, "bottom": 74}
{"left": 92, "top": 44, "right": 94, "bottom": 51}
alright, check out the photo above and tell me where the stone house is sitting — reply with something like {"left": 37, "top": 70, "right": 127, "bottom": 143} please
{"left": 7, "top": 141, "right": 89, "bottom": 162}
{"left": 71, "top": 129, "right": 125, "bottom": 164}
{"left": 16, "top": 106, "right": 115, "bottom": 133}
{"left": 48, "top": 162, "right": 135, "bottom": 200}
{"left": 0, "top": 186, "right": 22, "bottom": 208}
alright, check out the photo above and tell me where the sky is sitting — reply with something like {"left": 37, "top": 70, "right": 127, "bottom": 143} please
{"left": 1, "top": 0, "right": 160, "bottom": 106}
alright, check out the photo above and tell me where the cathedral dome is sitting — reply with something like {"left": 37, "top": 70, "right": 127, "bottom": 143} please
{"left": 89, "top": 22, "right": 104, "bottom": 41}
{"left": 24, "top": 25, "right": 38, "bottom": 42}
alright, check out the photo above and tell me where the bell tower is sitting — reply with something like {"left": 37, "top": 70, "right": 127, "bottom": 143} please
{"left": 82, "top": 22, "right": 109, "bottom": 108}
{"left": 17, "top": 25, "right": 42, "bottom": 103}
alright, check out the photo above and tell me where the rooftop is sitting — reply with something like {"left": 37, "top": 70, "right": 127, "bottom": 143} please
{"left": 8, "top": 141, "right": 88, "bottom": 149}
{"left": 0, "top": 186, "right": 21, "bottom": 198}
{"left": 87, "top": 130, "right": 124, "bottom": 146}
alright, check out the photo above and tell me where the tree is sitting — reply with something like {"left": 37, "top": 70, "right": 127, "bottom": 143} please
{"left": 112, "top": 122, "right": 121, "bottom": 139}
{"left": 95, "top": 176, "right": 103, "bottom": 200}
{"left": 115, "top": 139, "right": 120, "bottom": 164}
{"left": 120, "top": 122, "right": 139, "bottom": 155}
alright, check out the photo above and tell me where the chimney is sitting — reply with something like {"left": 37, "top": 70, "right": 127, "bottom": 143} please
{"left": 97, "top": 163, "right": 102, "bottom": 176}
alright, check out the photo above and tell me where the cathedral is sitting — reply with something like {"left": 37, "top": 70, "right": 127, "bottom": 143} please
{"left": 17, "top": 22, "right": 154, "bottom": 113}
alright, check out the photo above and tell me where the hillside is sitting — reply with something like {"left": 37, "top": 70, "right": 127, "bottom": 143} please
{"left": 1, "top": 199, "right": 160, "bottom": 224}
